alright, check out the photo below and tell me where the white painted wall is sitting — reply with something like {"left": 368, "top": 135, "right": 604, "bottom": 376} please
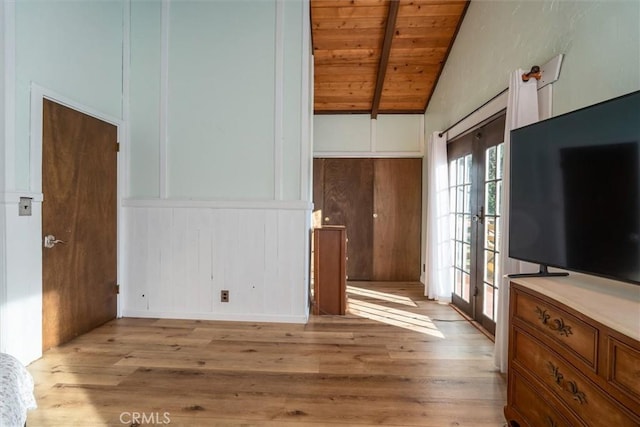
{"left": 1, "top": 0, "right": 312, "bottom": 365}
{"left": 1, "top": 0, "right": 125, "bottom": 364}
{"left": 129, "top": 0, "right": 162, "bottom": 198}
{"left": 314, "top": 114, "right": 424, "bottom": 157}
{"left": 421, "top": 0, "right": 640, "bottom": 295}
{"left": 124, "top": 1, "right": 313, "bottom": 325}
{"left": 425, "top": 0, "right": 640, "bottom": 136}
{"left": 129, "top": 0, "right": 309, "bottom": 201}
{"left": 14, "top": 0, "right": 124, "bottom": 190}
{"left": 167, "top": 1, "right": 275, "bottom": 199}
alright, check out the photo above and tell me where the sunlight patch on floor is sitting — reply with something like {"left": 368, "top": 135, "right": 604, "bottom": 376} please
{"left": 347, "top": 298, "right": 445, "bottom": 338}
{"left": 346, "top": 285, "right": 418, "bottom": 307}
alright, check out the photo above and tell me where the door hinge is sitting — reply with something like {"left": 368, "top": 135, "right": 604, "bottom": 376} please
{"left": 116, "top": 284, "right": 120, "bottom": 294}
{"left": 115, "top": 142, "right": 120, "bottom": 152}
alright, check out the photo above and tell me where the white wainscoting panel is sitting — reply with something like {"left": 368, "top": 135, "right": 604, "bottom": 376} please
{"left": 123, "top": 205, "right": 310, "bottom": 323}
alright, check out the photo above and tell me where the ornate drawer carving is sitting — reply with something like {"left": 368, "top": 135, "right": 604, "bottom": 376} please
{"left": 506, "top": 280, "right": 640, "bottom": 427}
{"left": 513, "top": 328, "right": 639, "bottom": 427}
{"left": 513, "top": 288, "right": 598, "bottom": 369}
{"left": 509, "top": 369, "right": 581, "bottom": 427}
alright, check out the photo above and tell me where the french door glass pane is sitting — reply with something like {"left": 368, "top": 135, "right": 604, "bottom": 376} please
{"left": 482, "top": 143, "right": 504, "bottom": 321}
{"left": 450, "top": 154, "right": 473, "bottom": 303}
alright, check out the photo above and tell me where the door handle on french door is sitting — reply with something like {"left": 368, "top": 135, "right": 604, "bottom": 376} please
{"left": 44, "top": 234, "right": 66, "bottom": 249}
{"left": 472, "top": 206, "right": 485, "bottom": 224}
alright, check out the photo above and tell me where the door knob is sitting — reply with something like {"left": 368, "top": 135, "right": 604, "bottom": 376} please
{"left": 373, "top": 213, "right": 378, "bottom": 218}
{"left": 44, "top": 234, "right": 65, "bottom": 249}
{"left": 324, "top": 217, "right": 330, "bottom": 222}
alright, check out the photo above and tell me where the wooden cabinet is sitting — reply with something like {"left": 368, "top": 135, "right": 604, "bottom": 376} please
{"left": 313, "top": 226, "right": 347, "bottom": 315}
{"left": 504, "top": 276, "right": 640, "bottom": 427}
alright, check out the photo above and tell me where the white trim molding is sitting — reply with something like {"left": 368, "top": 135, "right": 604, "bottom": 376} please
{"left": 274, "top": 0, "right": 284, "bottom": 201}
{"left": 0, "top": 0, "right": 7, "bottom": 354}
{"left": 314, "top": 151, "right": 424, "bottom": 159}
{"left": 123, "top": 198, "right": 313, "bottom": 211}
{"left": 0, "top": 191, "right": 43, "bottom": 204}
{"left": 299, "top": 0, "right": 311, "bottom": 202}
{"left": 120, "top": 0, "right": 132, "bottom": 319}
{"left": 159, "top": 0, "right": 170, "bottom": 198}
{"left": 121, "top": 310, "right": 307, "bottom": 324}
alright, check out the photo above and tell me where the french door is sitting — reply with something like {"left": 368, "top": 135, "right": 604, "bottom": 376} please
{"left": 447, "top": 115, "right": 505, "bottom": 335}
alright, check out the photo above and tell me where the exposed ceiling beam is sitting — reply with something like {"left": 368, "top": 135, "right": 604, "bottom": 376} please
{"left": 370, "top": 0, "right": 400, "bottom": 120}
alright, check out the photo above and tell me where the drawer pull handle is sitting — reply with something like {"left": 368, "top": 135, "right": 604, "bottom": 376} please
{"left": 535, "top": 306, "right": 573, "bottom": 337}
{"left": 567, "top": 380, "right": 587, "bottom": 404}
{"left": 547, "top": 361, "right": 587, "bottom": 405}
{"left": 548, "top": 362, "right": 564, "bottom": 384}
{"left": 546, "top": 416, "right": 558, "bottom": 427}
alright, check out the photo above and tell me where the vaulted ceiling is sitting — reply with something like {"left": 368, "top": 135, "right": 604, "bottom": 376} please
{"left": 311, "top": 0, "right": 469, "bottom": 117}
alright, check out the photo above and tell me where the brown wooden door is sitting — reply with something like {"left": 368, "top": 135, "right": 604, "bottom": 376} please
{"left": 373, "top": 158, "right": 422, "bottom": 281}
{"left": 42, "top": 99, "right": 118, "bottom": 351}
{"left": 313, "top": 158, "right": 422, "bottom": 281}
{"left": 320, "top": 158, "right": 374, "bottom": 280}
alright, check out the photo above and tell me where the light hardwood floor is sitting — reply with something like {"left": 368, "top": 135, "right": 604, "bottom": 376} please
{"left": 27, "top": 282, "right": 507, "bottom": 426}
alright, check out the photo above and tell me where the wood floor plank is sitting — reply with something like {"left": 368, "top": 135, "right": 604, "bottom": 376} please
{"left": 27, "top": 281, "right": 506, "bottom": 426}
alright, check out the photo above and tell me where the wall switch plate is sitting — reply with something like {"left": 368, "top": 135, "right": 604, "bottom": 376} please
{"left": 19, "top": 197, "right": 32, "bottom": 216}
{"left": 221, "top": 290, "right": 229, "bottom": 302}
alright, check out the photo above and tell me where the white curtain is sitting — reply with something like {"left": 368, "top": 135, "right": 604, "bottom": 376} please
{"left": 493, "top": 69, "right": 541, "bottom": 373}
{"left": 425, "top": 132, "right": 452, "bottom": 301}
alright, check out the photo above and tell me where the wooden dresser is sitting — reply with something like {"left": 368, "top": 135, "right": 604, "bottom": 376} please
{"left": 504, "top": 274, "right": 640, "bottom": 427}
{"left": 312, "top": 226, "right": 347, "bottom": 315}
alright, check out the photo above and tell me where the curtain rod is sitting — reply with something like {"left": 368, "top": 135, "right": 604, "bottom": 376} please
{"left": 438, "top": 87, "right": 509, "bottom": 138}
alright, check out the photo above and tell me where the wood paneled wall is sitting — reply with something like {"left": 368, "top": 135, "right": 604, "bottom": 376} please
{"left": 123, "top": 205, "right": 310, "bottom": 323}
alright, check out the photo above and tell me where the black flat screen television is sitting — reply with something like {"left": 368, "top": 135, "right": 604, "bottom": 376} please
{"left": 509, "top": 90, "right": 640, "bottom": 285}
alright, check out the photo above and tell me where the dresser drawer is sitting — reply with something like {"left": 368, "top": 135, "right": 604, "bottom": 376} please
{"left": 608, "top": 336, "right": 640, "bottom": 405}
{"left": 513, "top": 287, "right": 598, "bottom": 369}
{"left": 509, "top": 369, "right": 582, "bottom": 427}
{"left": 513, "top": 328, "right": 639, "bottom": 427}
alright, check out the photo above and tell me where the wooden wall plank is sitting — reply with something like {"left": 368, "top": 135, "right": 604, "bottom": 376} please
{"left": 314, "top": 48, "right": 381, "bottom": 65}
{"left": 395, "top": 15, "right": 461, "bottom": 29}
{"left": 171, "top": 208, "right": 189, "bottom": 312}
{"left": 312, "top": 5, "right": 389, "bottom": 19}
{"left": 314, "top": 66, "right": 377, "bottom": 78}
{"left": 398, "top": 2, "right": 467, "bottom": 17}
{"left": 312, "top": 0, "right": 388, "bottom": 7}
{"left": 313, "top": 29, "right": 384, "bottom": 50}
{"left": 313, "top": 17, "right": 386, "bottom": 30}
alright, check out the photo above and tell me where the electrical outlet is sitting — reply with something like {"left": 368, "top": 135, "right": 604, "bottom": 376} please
{"left": 221, "top": 290, "right": 229, "bottom": 302}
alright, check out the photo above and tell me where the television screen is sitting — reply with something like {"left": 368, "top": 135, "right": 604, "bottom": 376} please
{"left": 509, "top": 90, "right": 640, "bottom": 285}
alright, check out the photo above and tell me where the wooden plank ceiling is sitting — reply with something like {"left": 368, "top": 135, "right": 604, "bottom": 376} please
{"left": 312, "top": 0, "right": 469, "bottom": 117}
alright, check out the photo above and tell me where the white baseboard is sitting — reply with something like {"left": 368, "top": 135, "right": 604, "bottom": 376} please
{"left": 121, "top": 310, "right": 308, "bottom": 324}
